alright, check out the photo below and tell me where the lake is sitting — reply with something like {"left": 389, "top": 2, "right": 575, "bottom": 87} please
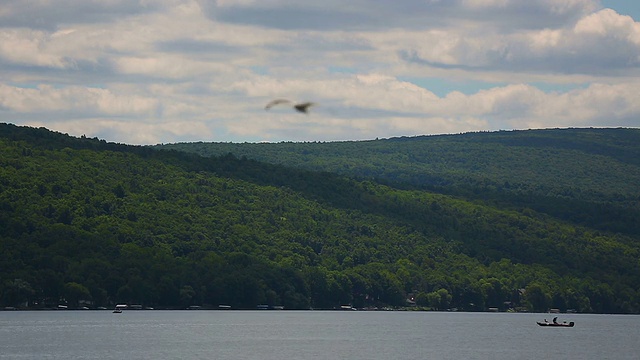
{"left": 1, "top": 310, "right": 638, "bottom": 359}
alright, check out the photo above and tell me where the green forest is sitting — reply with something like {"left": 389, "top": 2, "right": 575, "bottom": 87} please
{"left": 161, "top": 128, "right": 640, "bottom": 237}
{"left": 2, "top": 123, "right": 640, "bottom": 313}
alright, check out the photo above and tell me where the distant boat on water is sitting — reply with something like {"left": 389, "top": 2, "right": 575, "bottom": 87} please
{"left": 537, "top": 321, "right": 574, "bottom": 327}
{"left": 537, "top": 317, "right": 574, "bottom": 327}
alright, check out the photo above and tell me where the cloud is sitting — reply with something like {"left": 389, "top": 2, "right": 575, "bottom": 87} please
{"left": 0, "top": 0, "right": 639, "bottom": 144}
{"left": 0, "top": 0, "right": 164, "bottom": 30}
{"left": 206, "top": 0, "right": 597, "bottom": 31}
{"left": 400, "top": 9, "right": 640, "bottom": 76}
{"left": 0, "top": 84, "right": 160, "bottom": 117}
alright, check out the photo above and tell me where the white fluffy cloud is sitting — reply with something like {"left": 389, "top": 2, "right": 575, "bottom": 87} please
{"left": 0, "top": 0, "right": 638, "bottom": 144}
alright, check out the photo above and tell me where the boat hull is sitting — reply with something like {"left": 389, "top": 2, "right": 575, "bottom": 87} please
{"left": 537, "top": 321, "right": 574, "bottom": 327}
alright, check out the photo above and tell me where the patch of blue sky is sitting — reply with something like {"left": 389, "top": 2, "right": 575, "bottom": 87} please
{"left": 249, "top": 66, "right": 269, "bottom": 75}
{"left": 398, "top": 77, "right": 587, "bottom": 97}
{"left": 9, "top": 82, "right": 58, "bottom": 89}
{"left": 8, "top": 82, "right": 40, "bottom": 89}
{"left": 327, "top": 66, "right": 358, "bottom": 74}
{"left": 7, "top": 82, "right": 104, "bottom": 89}
{"left": 527, "top": 82, "right": 589, "bottom": 94}
{"left": 601, "top": 0, "right": 640, "bottom": 20}
{"left": 398, "top": 76, "right": 506, "bottom": 97}
{"left": 251, "top": 65, "right": 358, "bottom": 77}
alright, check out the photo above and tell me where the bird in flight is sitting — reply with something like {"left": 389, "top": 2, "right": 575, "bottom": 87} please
{"left": 265, "top": 99, "right": 316, "bottom": 113}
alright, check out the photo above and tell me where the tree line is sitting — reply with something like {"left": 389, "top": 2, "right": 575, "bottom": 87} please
{"left": 1, "top": 123, "right": 639, "bottom": 313}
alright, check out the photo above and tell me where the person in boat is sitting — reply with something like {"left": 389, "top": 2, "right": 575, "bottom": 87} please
{"left": 553, "top": 317, "right": 558, "bottom": 324}
{"left": 544, "top": 319, "right": 548, "bottom": 324}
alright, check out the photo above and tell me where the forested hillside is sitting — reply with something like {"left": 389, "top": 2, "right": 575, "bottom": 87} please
{"left": 160, "top": 128, "right": 640, "bottom": 237}
{"left": 2, "top": 123, "right": 639, "bottom": 313}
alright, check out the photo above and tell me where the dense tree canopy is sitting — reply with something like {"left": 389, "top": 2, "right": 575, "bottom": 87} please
{"left": 161, "top": 128, "right": 640, "bottom": 237}
{"left": 1, "top": 123, "right": 639, "bottom": 313}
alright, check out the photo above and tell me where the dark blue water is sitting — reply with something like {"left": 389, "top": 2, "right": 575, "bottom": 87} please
{"left": 1, "top": 311, "right": 638, "bottom": 359}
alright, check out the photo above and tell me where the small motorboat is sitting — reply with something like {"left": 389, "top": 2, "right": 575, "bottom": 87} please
{"left": 537, "top": 321, "right": 574, "bottom": 327}
{"left": 113, "top": 309, "right": 122, "bottom": 313}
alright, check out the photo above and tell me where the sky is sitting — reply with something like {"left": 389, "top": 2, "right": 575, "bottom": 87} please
{"left": 1, "top": 0, "right": 640, "bottom": 145}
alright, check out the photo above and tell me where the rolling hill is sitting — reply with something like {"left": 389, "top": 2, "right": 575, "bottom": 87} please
{"left": 159, "top": 128, "right": 640, "bottom": 236}
{"left": 1, "top": 123, "right": 639, "bottom": 313}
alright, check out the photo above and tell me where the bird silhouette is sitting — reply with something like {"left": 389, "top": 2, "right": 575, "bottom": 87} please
{"left": 265, "top": 99, "right": 292, "bottom": 110}
{"left": 265, "top": 99, "right": 316, "bottom": 113}
{"left": 293, "top": 102, "right": 315, "bottom": 113}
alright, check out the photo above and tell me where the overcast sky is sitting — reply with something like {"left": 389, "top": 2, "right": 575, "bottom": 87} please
{"left": 1, "top": 0, "right": 639, "bottom": 144}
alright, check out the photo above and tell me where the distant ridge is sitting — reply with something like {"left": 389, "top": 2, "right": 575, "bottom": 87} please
{"left": 158, "top": 127, "right": 640, "bottom": 236}
{"left": 2, "top": 123, "right": 639, "bottom": 313}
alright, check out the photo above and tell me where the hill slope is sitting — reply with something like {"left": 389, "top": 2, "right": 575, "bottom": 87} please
{"left": 159, "top": 128, "right": 640, "bottom": 236}
{"left": 1, "top": 123, "right": 639, "bottom": 313}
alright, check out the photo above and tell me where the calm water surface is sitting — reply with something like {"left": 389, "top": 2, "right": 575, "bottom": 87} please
{"left": 1, "top": 310, "right": 638, "bottom": 359}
